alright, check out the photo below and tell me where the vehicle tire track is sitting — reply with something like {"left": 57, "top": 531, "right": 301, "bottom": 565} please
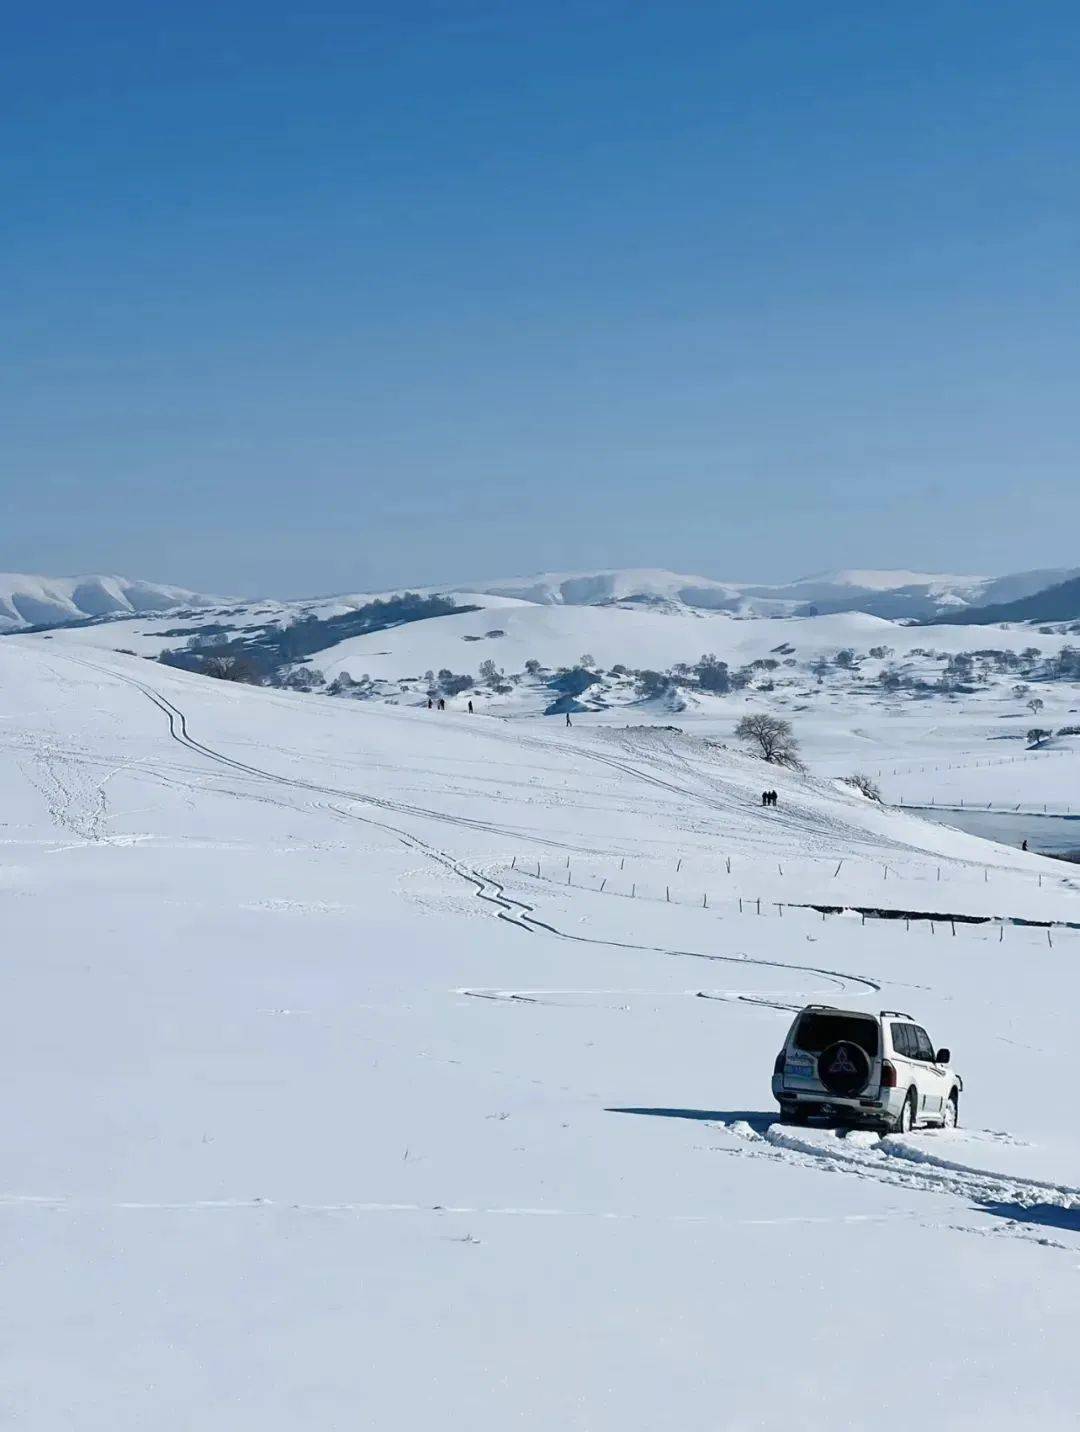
{"left": 714, "top": 1120, "right": 1080, "bottom": 1245}
{"left": 53, "top": 655, "right": 883, "bottom": 991}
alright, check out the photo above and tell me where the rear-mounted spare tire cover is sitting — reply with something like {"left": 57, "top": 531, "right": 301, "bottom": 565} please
{"left": 817, "top": 1041, "right": 871, "bottom": 1097}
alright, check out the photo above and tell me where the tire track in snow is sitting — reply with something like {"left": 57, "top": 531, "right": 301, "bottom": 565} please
{"left": 51, "top": 654, "right": 603, "bottom": 854}
{"left": 712, "top": 1121, "right": 1080, "bottom": 1246}
{"left": 54, "top": 655, "right": 883, "bottom": 994}
{"left": 0, "top": 1189, "right": 897, "bottom": 1228}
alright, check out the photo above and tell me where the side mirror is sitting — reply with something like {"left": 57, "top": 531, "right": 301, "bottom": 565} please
{"left": 935, "top": 1048, "right": 950, "bottom": 1065}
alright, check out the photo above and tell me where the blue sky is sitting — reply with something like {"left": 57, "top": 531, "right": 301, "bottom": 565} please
{"left": 3, "top": 1, "right": 1079, "bottom": 596}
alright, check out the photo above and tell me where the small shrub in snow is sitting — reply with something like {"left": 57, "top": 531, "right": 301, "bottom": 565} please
{"left": 841, "top": 772, "right": 883, "bottom": 802}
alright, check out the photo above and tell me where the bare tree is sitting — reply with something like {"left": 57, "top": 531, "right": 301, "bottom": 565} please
{"left": 841, "top": 772, "right": 883, "bottom": 802}
{"left": 635, "top": 669, "right": 670, "bottom": 698}
{"left": 203, "top": 654, "right": 262, "bottom": 684}
{"left": 734, "top": 713, "right": 803, "bottom": 768}
{"left": 1027, "top": 696, "right": 1045, "bottom": 715}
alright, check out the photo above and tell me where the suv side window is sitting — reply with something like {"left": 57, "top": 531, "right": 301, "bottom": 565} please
{"left": 890, "top": 1023, "right": 911, "bottom": 1058}
{"left": 894, "top": 1024, "right": 920, "bottom": 1059}
{"left": 913, "top": 1027, "right": 935, "bottom": 1063}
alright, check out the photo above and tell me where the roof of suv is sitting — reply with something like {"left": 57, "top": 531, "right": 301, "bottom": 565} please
{"left": 796, "top": 1006, "right": 914, "bottom": 1022}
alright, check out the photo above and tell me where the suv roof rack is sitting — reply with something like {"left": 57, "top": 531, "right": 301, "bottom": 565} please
{"left": 880, "top": 1010, "right": 913, "bottom": 1020}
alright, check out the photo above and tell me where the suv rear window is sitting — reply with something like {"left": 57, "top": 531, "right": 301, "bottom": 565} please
{"left": 794, "top": 1013, "right": 879, "bottom": 1057}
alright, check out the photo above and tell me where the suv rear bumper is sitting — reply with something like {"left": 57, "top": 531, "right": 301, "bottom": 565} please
{"left": 772, "top": 1077, "right": 905, "bottom": 1126}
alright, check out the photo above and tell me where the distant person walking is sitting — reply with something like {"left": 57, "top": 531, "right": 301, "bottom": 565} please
{"left": 1022, "top": 839, "right": 1028, "bottom": 852}
{"left": 437, "top": 697, "right": 445, "bottom": 711}
{"left": 565, "top": 711, "right": 572, "bottom": 728}
{"left": 762, "top": 791, "right": 769, "bottom": 807}
{"left": 468, "top": 699, "right": 474, "bottom": 714}
{"left": 427, "top": 697, "right": 433, "bottom": 710}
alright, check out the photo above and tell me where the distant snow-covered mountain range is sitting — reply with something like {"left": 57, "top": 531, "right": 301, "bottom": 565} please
{"left": 451, "top": 565, "right": 1080, "bottom": 621}
{"left": 0, "top": 573, "right": 220, "bottom": 633}
{"left": 1, "top": 562, "right": 1078, "bottom": 635}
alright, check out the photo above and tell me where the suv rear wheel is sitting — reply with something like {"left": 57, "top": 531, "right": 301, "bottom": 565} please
{"left": 892, "top": 1089, "right": 917, "bottom": 1135}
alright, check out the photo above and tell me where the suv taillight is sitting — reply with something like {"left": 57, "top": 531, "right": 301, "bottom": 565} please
{"left": 773, "top": 1051, "right": 786, "bottom": 1075}
{"left": 880, "top": 1059, "right": 897, "bottom": 1089}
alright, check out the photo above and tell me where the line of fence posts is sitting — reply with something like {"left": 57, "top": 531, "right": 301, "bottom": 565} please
{"left": 512, "top": 850, "right": 1065, "bottom": 940}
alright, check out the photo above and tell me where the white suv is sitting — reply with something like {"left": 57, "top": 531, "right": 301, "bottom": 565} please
{"left": 772, "top": 1006, "right": 961, "bottom": 1133}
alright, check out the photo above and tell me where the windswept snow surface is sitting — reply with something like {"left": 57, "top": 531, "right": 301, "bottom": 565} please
{"left": 4, "top": 640, "right": 1080, "bottom": 1429}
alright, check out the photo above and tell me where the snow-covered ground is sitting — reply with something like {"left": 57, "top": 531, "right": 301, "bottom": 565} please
{"left": 4, "top": 636, "right": 1080, "bottom": 1429}
{"left": 22, "top": 584, "right": 1080, "bottom": 834}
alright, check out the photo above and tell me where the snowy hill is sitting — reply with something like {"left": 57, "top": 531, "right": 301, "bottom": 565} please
{"left": 0, "top": 571, "right": 222, "bottom": 632}
{"left": 5, "top": 563, "right": 1075, "bottom": 638}
{"left": 305, "top": 601, "right": 1058, "bottom": 684}
{"left": 19, "top": 577, "right": 1080, "bottom": 771}
{"left": 465, "top": 567, "right": 748, "bottom": 611}
{"left": 4, "top": 635, "right": 1080, "bottom": 1427}
{"left": 929, "top": 572, "right": 1080, "bottom": 626}
{"left": 451, "top": 564, "right": 1080, "bottom": 620}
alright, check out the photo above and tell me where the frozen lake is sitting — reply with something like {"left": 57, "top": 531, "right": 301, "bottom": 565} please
{"left": 911, "top": 805, "right": 1080, "bottom": 859}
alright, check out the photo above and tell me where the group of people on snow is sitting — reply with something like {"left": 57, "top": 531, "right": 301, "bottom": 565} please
{"left": 425, "top": 695, "right": 575, "bottom": 727}
{"left": 426, "top": 697, "right": 475, "bottom": 713}
{"left": 761, "top": 789, "right": 779, "bottom": 807}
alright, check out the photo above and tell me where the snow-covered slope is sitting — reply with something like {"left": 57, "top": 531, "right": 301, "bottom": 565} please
{"left": 306, "top": 602, "right": 1076, "bottom": 684}
{"left": 0, "top": 571, "right": 221, "bottom": 631}
{"left": 4, "top": 637, "right": 1080, "bottom": 1428}
{"left": 37, "top": 581, "right": 1079, "bottom": 674}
